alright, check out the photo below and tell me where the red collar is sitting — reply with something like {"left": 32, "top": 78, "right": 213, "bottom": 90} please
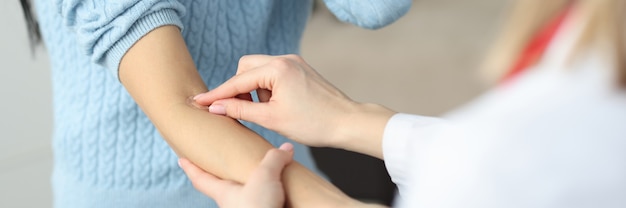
{"left": 500, "top": 3, "right": 574, "bottom": 84}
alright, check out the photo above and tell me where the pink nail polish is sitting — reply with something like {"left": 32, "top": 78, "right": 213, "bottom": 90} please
{"left": 208, "top": 105, "right": 226, "bottom": 115}
{"left": 279, "top": 143, "right": 294, "bottom": 152}
{"left": 193, "top": 93, "right": 204, "bottom": 100}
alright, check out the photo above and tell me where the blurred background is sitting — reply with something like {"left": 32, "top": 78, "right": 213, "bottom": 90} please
{"left": 0, "top": 0, "right": 509, "bottom": 206}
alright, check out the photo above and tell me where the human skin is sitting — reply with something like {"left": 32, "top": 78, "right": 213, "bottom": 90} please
{"left": 179, "top": 143, "right": 294, "bottom": 208}
{"left": 193, "top": 54, "right": 396, "bottom": 160}
{"left": 119, "top": 25, "right": 356, "bottom": 208}
{"left": 189, "top": 54, "right": 396, "bottom": 207}
{"left": 180, "top": 144, "right": 389, "bottom": 208}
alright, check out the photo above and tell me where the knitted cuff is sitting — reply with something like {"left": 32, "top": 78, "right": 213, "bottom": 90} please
{"left": 103, "top": 9, "right": 184, "bottom": 81}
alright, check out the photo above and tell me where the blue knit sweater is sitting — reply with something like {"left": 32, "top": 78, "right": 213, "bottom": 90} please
{"left": 34, "top": 0, "right": 410, "bottom": 207}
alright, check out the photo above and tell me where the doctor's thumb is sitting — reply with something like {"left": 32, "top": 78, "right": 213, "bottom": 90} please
{"left": 208, "top": 98, "right": 270, "bottom": 125}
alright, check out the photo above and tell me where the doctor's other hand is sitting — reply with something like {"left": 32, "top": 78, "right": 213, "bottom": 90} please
{"left": 193, "top": 55, "right": 395, "bottom": 156}
{"left": 179, "top": 143, "right": 294, "bottom": 208}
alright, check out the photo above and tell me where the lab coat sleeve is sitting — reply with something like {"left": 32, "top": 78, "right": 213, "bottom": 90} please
{"left": 382, "top": 113, "right": 448, "bottom": 198}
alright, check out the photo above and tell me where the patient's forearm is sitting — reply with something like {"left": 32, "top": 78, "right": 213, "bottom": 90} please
{"left": 119, "top": 25, "right": 354, "bottom": 207}
{"left": 118, "top": 25, "right": 260, "bottom": 180}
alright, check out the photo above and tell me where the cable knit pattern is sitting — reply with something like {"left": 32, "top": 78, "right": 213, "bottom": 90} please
{"left": 35, "top": 0, "right": 409, "bottom": 207}
{"left": 324, "top": 0, "right": 412, "bottom": 29}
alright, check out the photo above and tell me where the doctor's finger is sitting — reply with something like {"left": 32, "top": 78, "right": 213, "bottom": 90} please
{"left": 194, "top": 66, "right": 277, "bottom": 105}
{"left": 236, "top": 54, "right": 275, "bottom": 74}
{"left": 250, "top": 144, "right": 294, "bottom": 183}
{"left": 178, "top": 158, "right": 239, "bottom": 200}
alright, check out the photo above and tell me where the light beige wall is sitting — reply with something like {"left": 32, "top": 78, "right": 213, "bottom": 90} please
{"left": 0, "top": 1, "right": 53, "bottom": 207}
{"left": 302, "top": 0, "right": 511, "bottom": 116}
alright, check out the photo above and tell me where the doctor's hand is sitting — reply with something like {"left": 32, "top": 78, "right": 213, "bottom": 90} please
{"left": 193, "top": 55, "right": 394, "bottom": 158}
{"left": 179, "top": 143, "right": 294, "bottom": 208}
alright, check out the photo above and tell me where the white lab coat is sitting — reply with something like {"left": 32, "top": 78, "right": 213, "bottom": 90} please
{"left": 382, "top": 11, "right": 626, "bottom": 208}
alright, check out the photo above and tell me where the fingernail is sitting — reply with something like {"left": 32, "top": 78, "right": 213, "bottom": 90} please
{"left": 193, "top": 93, "right": 205, "bottom": 100}
{"left": 279, "top": 143, "right": 294, "bottom": 152}
{"left": 208, "top": 104, "right": 226, "bottom": 115}
{"left": 177, "top": 159, "right": 182, "bottom": 168}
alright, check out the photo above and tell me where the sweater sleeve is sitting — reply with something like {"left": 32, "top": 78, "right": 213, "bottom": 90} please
{"left": 322, "top": 0, "right": 411, "bottom": 30}
{"left": 382, "top": 113, "right": 448, "bottom": 199}
{"left": 55, "top": 0, "right": 186, "bottom": 80}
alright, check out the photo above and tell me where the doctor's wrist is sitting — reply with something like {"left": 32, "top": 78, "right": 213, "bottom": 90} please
{"left": 332, "top": 102, "right": 395, "bottom": 159}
